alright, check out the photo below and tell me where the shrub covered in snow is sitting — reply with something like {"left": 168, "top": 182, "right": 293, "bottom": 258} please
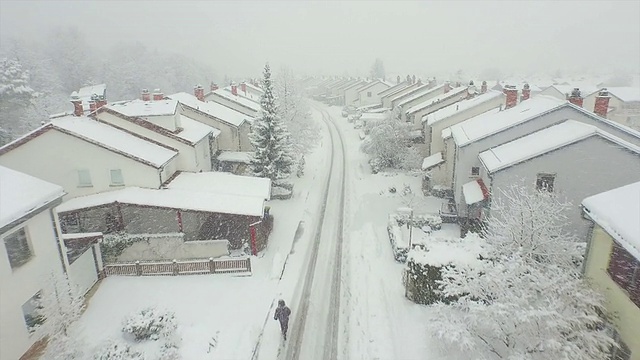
{"left": 93, "top": 340, "right": 144, "bottom": 360}
{"left": 404, "top": 234, "right": 486, "bottom": 305}
{"left": 122, "top": 307, "right": 177, "bottom": 342}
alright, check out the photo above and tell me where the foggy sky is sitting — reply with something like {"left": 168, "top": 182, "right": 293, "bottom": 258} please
{"left": 1, "top": 0, "right": 639, "bottom": 79}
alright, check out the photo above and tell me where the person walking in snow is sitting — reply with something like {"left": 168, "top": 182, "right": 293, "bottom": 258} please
{"left": 274, "top": 299, "right": 291, "bottom": 340}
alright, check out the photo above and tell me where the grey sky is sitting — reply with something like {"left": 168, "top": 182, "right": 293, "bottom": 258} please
{"left": 1, "top": 0, "right": 639, "bottom": 79}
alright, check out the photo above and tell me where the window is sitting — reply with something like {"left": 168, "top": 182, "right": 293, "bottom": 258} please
{"left": 536, "top": 173, "right": 555, "bottom": 192}
{"left": 3, "top": 227, "right": 33, "bottom": 268}
{"left": 607, "top": 241, "right": 640, "bottom": 308}
{"left": 77, "top": 169, "right": 92, "bottom": 187}
{"left": 471, "top": 167, "right": 480, "bottom": 176}
{"left": 110, "top": 169, "right": 124, "bottom": 186}
{"left": 22, "top": 291, "right": 45, "bottom": 333}
{"left": 367, "top": 91, "right": 372, "bottom": 97}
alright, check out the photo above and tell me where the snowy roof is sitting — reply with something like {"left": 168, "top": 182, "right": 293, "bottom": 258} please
{"left": 360, "top": 113, "right": 388, "bottom": 121}
{"left": 397, "top": 84, "right": 444, "bottom": 108}
{"left": 76, "top": 84, "right": 106, "bottom": 98}
{"left": 478, "top": 120, "right": 640, "bottom": 173}
{"left": 390, "top": 83, "right": 430, "bottom": 103}
{"left": 212, "top": 89, "right": 261, "bottom": 111}
{"left": 344, "top": 80, "right": 368, "bottom": 91}
{"left": 545, "top": 84, "right": 599, "bottom": 98}
{"left": 607, "top": 87, "right": 640, "bottom": 102}
{"left": 450, "top": 95, "right": 566, "bottom": 147}
{"left": 177, "top": 115, "right": 218, "bottom": 143}
{"left": 407, "top": 235, "right": 487, "bottom": 267}
{"left": 462, "top": 179, "right": 489, "bottom": 205}
{"left": 407, "top": 86, "right": 468, "bottom": 115}
{"left": 0, "top": 166, "right": 65, "bottom": 229}
{"left": 357, "top": 80, "right": 390, "bottom": 93}
{"left": 55, "top": 187, "right": 265, "bottom": 217}
{"left": 441, "top": 128, "right": 452, "bottom": 139}
{"left": 421, "top": 152, "right": 444, "bottom": 171}
{"left": 424, "top": 90, "right": 503, "bottom": 125}
{"left": 165, "top": 171, "right": 271, "bottom": 200}
{"left": 107, "top": 99, "right": 178, "bottom": 117}
{"left": 378, "top": 81, "right": 409, "bottom": 97}
{"left": 168, "top": 92, "right": 249, "bottom": 127}
{"left": 582, "top": 181, "right": 640, "bottom": 260}
{"left": 243, "top": 82, "right": 264, "bottom": 94}
{"left": 50, "top": 116, "right": 178, "bottom": 168}
{"left": 217, "top": 151, "right": 252, "bottom": 163}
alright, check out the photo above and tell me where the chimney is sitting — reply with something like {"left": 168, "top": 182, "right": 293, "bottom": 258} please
{"left": 396, "top": 75, "right": 400, "bottom": 84}
{"left": 95, "top": 94, "right": 107, "bottom": 110}
{"left": 480, "top": 80, "right": 488, "bottom": 94}
{"left": 241, "top": 82, "right": 247, "bottom": 94}
{"left": 456, "top": 81, "right": 461, "bottom": 87}
{"left": 444, "top": 81, "right": 451, "bottom": 93}
{"left": 71, "top": 93, "right": 83, "bottom": 117}
{"left": 231, "top": 84, "right": 238, "bottom": 96}
{"left": 412, "top": 75, "right": 416, "bottom": 84}
{"left": 141, "top": 88, "right": 151, "bottom": 101}
{"left": 210, "top": 82, "right": 219, "bottom": 92}
{"left": 152, "top": 89, "right": 164, "bottom": 101}
{"left": 466, "top": 80, "right": 476, "bottom": 99}
{"left": 194, "top": 85, "right": 205, "bottom": 101}
{"left": 406, "top": 75, "right": 411, "bottom": 83}
{"left": 567, "top": 88, "right": 583, "bottom": 107}
{"left": 594, "top": 88, "right": 611, "bottom": 118}
{"left": 521, "top": 83, "right": 531, "bottom": 101}
{"left": 504, "top": 85, "right": 518, "bottom": 109}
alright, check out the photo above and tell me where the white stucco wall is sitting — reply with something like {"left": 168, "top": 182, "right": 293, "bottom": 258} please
{"left": 178, "top": 107, "right": 244, "bottom": 152}
{"left": 452, "top": 106, "right": 640, "bottom": 213}
{"left": 359, "top": 82, "right": 391, "bottom": 106}
{"left": 0, "top": 209, "right": 65, "bottom": 360}
{"left": 426, "top": 94, "right": 504, "bottom": 156}
{"left": 486, "top": 136, "right": 640, "bottom": 238}
{"left": 0, "top": 130, "right": 167, "bottom": 199}
{"left": 96, "top": 111, "right": 207, "bottom": 172}
{"left": 238, "top": 122, "right": 253, "bottom": 152}
{"left": 344, "top": 83, "right": 365, "bottom": 106}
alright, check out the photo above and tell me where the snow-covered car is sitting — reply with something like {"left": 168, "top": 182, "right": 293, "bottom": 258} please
{"left": 354, "top": 119, "right": 364, "bottom": 129}
{"left": 341, "top": 105, "right": 357, "bottom": 117}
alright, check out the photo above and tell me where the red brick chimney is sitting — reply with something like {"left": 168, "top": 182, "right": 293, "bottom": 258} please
{"left": 89, "top": 99, "right": 97, "bottom": 113}
{"left": 141, "top": 89, "right": 151, "bottom": 101}
{"left": 210, "top": 82, "right": 219, "bottom": 92}
{"left": 567, "top": 88, "right": 583, "bottom": 107}
{"left": 444, "top": 81, "right": 451, "bottom": 93}
{"left": 71, "top": 94, "right": 83, "bottom": 117}
{"left": 521, "top": 83, "right": 531, "bottom": 101}
{"left": 594, "top": 88, "right": 611, "bottom": 118}
{"left": 504, "top": 85, "right": 518, "bottom": 109}
{"left": 194, "top": 85, "right": 205, "bottom": 101}
{"left": 480, "top": 81, "right": 487, "bottom": 94}
{"left": 231, "top": 84, "right": 238, "bottom": 96}
{"left": 241, "top": 82, "right": 247, "bottom": 94}
{"left": 152, "top": 89, "right": 164, "bottom": 101}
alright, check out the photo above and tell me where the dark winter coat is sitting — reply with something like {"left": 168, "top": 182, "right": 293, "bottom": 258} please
{"left": 274, "top": 305, "right": 291, "bottom": 325}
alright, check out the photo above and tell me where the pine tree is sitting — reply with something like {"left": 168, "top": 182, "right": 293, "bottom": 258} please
{"left": 249, "top": 63, "right": 294, "bottom": 182}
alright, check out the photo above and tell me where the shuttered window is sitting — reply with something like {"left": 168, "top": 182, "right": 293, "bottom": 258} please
{"left": 3, "top": 227, "right": 33, "bottom": 268}
{"left": 607, "top": 241, "right": 640, "bottom": 308}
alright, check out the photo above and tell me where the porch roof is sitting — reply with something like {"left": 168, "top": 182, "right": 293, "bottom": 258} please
{"left": 55, "top": 187, "right": 265, "bottom": 217}
{"left": 462, "top": 179, "right": 489, "bottom": 205}
{"left": 165, "top": 171, "right": 271, "bottom": 200}
{"left": 421, "top": 152, "right": 444, "bottom": 171}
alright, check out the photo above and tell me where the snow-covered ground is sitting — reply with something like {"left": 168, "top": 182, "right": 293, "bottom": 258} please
{"left": 70, "top": 102, "right": 459, "bottom": 359}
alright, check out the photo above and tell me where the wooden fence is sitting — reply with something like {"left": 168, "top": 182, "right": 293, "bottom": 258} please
{"left": 103, "top": 257, "right": 251, "bottom": 277}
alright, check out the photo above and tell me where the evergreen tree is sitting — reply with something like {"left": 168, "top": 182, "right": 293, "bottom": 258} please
{"left": 249, "top": 63, "right": 294, "bottom": 181}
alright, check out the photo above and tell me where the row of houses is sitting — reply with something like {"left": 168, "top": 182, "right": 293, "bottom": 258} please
{"left": 337, "top": 75, "right": 639, "bottom": 359}
{"left": 0, "top": 81, "right": 273, "bottom": 360}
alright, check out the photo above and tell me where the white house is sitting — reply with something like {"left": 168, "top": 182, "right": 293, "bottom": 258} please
{"left": 377, "top": 81, "right": 410, "bottom": 106}
{"left": 405, "top": 85, "right": 469, "bottom": 128}
{"left": 381, "top": 81, "right": 422, "bottom": 108}
{"left": 0, "top": 116, "right": 180, "bottom": 199}
{"left": 206, "top": 87, "right": 261, "bottom": 118}
{"left": 343, "top": 80, "right": 369, "bottom": 106}
{"left": 0, "top": 166, "right": 65, "bottom": 360}
{"left": 606, "top": 87, "right": 640, "bottom": 130}
{"left": 357, "top": 80, "right": 392, "bottom": 106}
{"left": 168, "top": 92, "right": 253, "bottom": 152}
{"left": 396, "top": 83, "right": 445, "bottom": 118}
{"left": 476, "top": 120, "right": 640, "bottom": 238}
{"left": 423, "top": 90, "right": 504, "bottom": 156}
{"left": 448, "top": 95, "right": 640, "bottom": 220}
{"left": 96, "top": 98, "right": 216, "bottom": 172}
